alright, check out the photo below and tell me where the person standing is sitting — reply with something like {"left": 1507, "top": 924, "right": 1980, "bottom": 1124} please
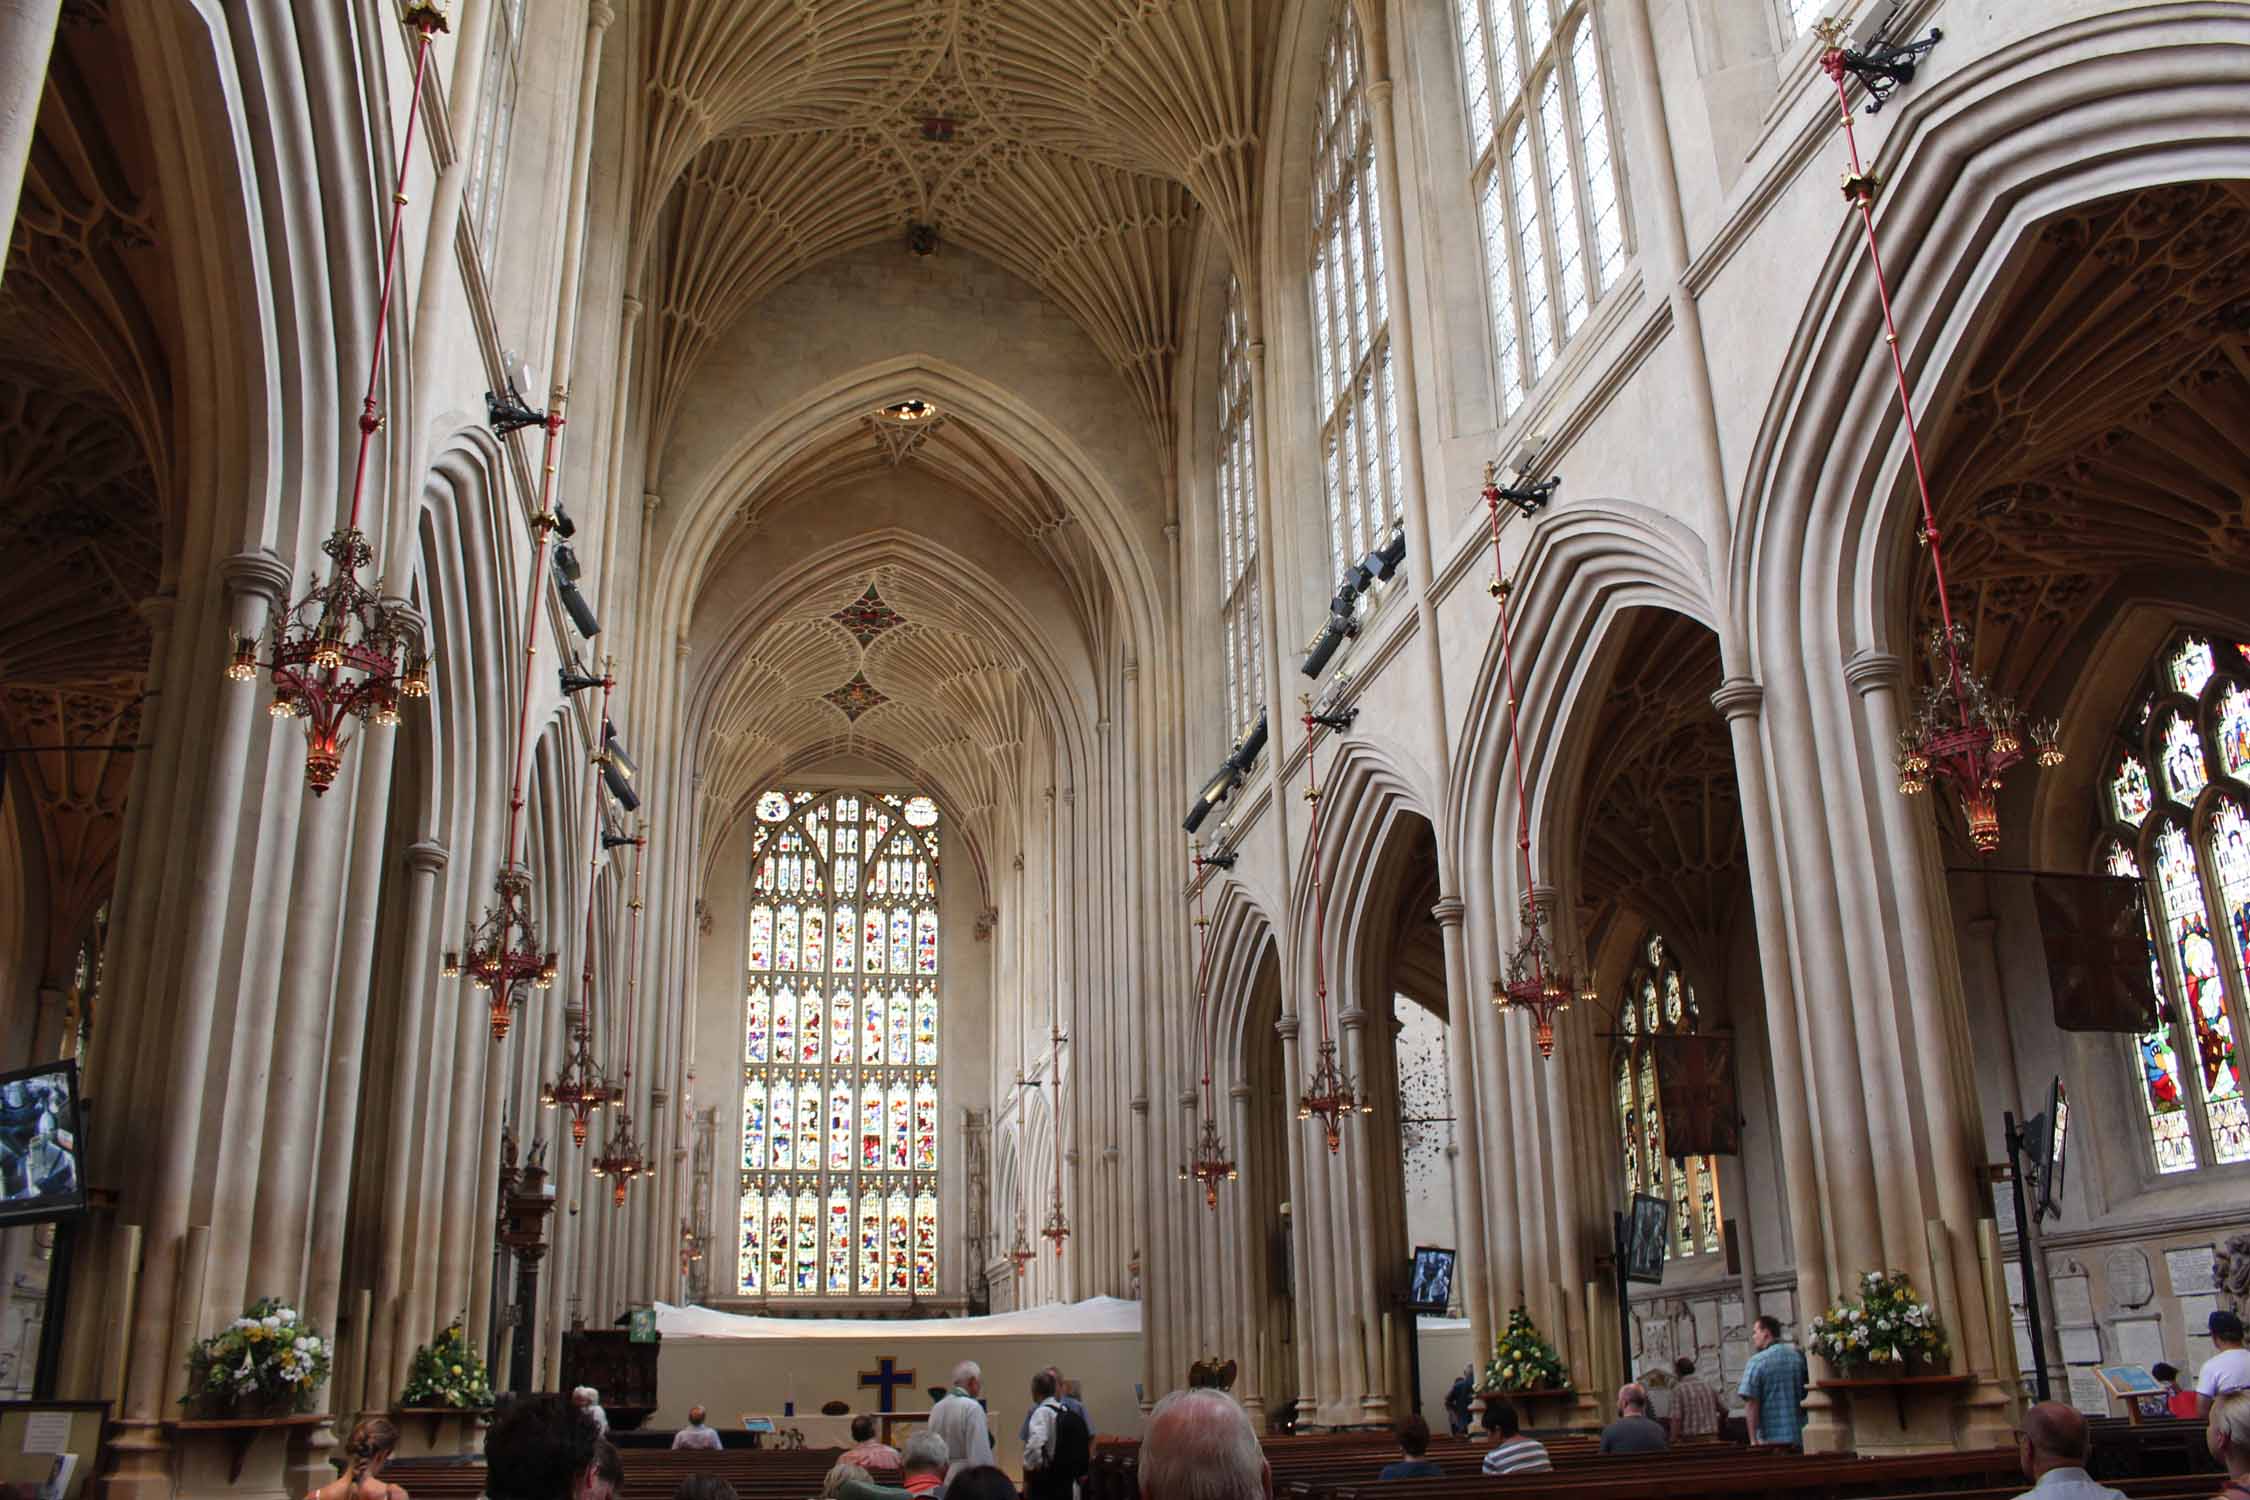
{"left": 671, "top": 1406, "right": 724, "bottom": 1451}
{"left": 1739, "top": 1315, "right": 1809, "bottom": 1447}
{"left": 1600, "top": 1384, "right": 1669, "bottom": 1455}
{"left": 2202, "top": 1312, "right": 2250, "bottom": 1415}
{"left": 1023, "top": 1369, "right": 1091, "bottom": 1500}
{"left": 929, "top": 1361, "right": 996, "bottom": 1486}
{"left": 1670, "top": 1357, "right": 1720, "bottom": 1439}
{"left": 1444, "top": 1370, "right": 1474, "bottom": 1437}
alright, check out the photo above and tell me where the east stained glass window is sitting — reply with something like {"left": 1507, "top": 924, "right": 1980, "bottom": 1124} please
{"left": 1612, "top": 933, "right": 1722, "bottom": 1256}
{"left": 741, "top": 790, "right": 941, "bottom": 1298}
{"left": 1454, "top": 0, "right": 1626, "bottom": 419}
{"left": 2098, "top": 633, "right": 2250, "bottom": 1174}
{"left": 1312, "top": 1, "right": 1403, "bottom": 580}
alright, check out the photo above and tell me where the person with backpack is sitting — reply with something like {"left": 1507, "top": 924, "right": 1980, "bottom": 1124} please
{"left": 1022, "top": 1368, "right": 1091, "bottom": 1500}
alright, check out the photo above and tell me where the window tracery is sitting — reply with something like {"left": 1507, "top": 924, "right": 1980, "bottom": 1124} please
{"left": 1614, "top": 934, "right": 1722, "bottom": 1257}
{"left": 739, "top": 789, "right": 942, "bottom": 1298}
{"left": 2098, "top": 633, "right": 2250, "bottom": 1175}
{"left": 1217, "top": 275, "right": 1264, "bottom": 740}
{"left": 1311, "top": 2, "right": 1402, "bottom": 580}
{"left": 1454, "top": 0, "right": 1624, "bottom": 417}
{"left": 466, "top": 0, "right": 526, "bottom": 276}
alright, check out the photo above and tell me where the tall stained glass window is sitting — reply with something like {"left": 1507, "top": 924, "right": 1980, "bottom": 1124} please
{"left": 1614, "top": 934, "right": 1723, "bottom": 1257}
{"left": 1311, "top": 1, "right": 1403, "bottom": 580}
{"left": 739, "top": 789, "right": 942, "bottom": 1298}
{"left": 465, "top": 0, "right": 527, "bottom": 278}
{"left": 1217, "top": 275, "right": 1264, "bottom": 741}
{"left": 2096, "top": 631, "right": 2250, "bottom": 1175}
{"left": 1454, "top": 0, "right": 1625, "bottom": 418}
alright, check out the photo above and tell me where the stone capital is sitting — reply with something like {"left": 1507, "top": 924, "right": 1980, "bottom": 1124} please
{"left": 650, "top": 1088, "right": 669, "bottom": 1107}
{"left": 620, "top": 295, "right": 644, "bottom": 324}
{"left": 1843, "top": 649, "right": 1904, "bottom": 697}
{"left": 1275, "top": 1014, "right": 1301, "bottom": 1041}
{"left": 1130, "top": 1095, "right": 1150, "bottom": 1115}
{"left": 135, "top": 591, "right": 178, "bottom": 634}
{"left": 1228, "top": 1082, "right": 1252, "bottom": 1104}
{"left": 1366, "top": 79, "right": 1395, "bottom": 111}
{"left": 220, "top": 546, "right": 293, "bottom": 608}
{"left": 1122, "top": 655, "right": 1139, "bottom": 682}
{"left": 1338, "top": 1007, "right": 1368, "bottom": 1032}
{"left": 588, "top": 0, "right": 616, "bottom": 31}
{"left": 1101, "top": 1144, "right": 1120, "bottom": 1163}
{"left": 1430, "top": 896, "right": 1466, "bottom": 927}
{"left": 1710, "top": 676, "right": 1765, "bottom": 722}
{"left": 404, "top": 839, "right": 450, "bottom": 875}
{"left": 1178, "top": 1089, "right": 1200, "bottom": 1111}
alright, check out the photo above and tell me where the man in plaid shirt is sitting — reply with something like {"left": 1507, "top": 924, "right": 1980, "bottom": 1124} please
{"left": 1670, "top": 1357, "right": 1720, "bottom": 1438}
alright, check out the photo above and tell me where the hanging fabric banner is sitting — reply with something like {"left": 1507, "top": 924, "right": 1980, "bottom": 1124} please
{"left": 1651, "top": 1034, "right": 1741, "bottom": 1158}
{"left": 2036, "top": 872, "right": 2163, "bottom": 1034}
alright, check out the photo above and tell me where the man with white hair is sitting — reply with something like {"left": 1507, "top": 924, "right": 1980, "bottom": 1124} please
{"left": 571, "top": 1385, "right": 609, "bottom": 1438}
{"left": 1140, "top": 1388, "right": 1270, "bottom": 1500}
{"left": 927, "top": 1360, "right": 994, "bottom": 1485}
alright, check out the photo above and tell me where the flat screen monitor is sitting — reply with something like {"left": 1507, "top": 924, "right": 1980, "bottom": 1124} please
{"left": 0, "top": 1058, "right": 86, "bottom": 1228}
{"left": 1623, "top": 1193, "right": 1670, "bottom": 1285}
{"left": 1407, "top": 1246, "right": 1455, "bottom": 1313}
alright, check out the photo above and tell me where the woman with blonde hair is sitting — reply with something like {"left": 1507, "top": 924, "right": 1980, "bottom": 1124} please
{"left": 2210, "top": 1390, "right": 2250, "bottom": 1499}
{"left": 822, "top": 1459, "right": 910, "bottom": 1500}
{"left": 313, "top": 1416, "right": 405, "bottom": 1500}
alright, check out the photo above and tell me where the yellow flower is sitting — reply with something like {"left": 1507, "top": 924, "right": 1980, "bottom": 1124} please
{"left": 451, "top": 1364, "right": 464, "bottom": 1375}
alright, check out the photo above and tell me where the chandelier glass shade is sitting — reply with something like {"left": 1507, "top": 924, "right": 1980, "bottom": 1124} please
{"left": 445, "top": 867, "right": 557, "bottom": 1042}
{"left": 591, "top": 1110, "right": 651, "bottom": 1207}
{"left": 1006, "top": 1214, "right": 1036, "bottom": 1277}
{"left": 1296, "top": 1038, "right": 1372, "bottom": 1156}
{"left": 1040, "top": 1195, "right": 1071, "bottom": 1254}
{"left": 226, "top": 5, "right": 449, "bottom": 793}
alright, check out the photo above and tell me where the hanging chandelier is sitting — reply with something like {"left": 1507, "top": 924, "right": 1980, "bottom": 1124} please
{"left": 1294, "top": 695, "right": 1371, "bottom": 1149}
{"left": 1481, "top": 484, "right": 1593, "bottom": 1058}
{"left": 1006, "top": 1213, "right": 1036, "bottom": 1277}
{"left": 1813, "top": 24, "right": 2060, "bottom": 852}
{"left": 1179, "top": 1112, "right": 1238, "bottom": 1210}
{"left": 1041, "top": 1016, "right": 1071, "bottom": 1252}
{"left": 540, "top": 1012, "right": 616, "bottom": 1148}
{"left": 594, "top": 828, "right": 653, "bottom": 1203}
{"left": 226, "top": 2, "right": 449, "bottom": 792}
{"left": 1181, "top": 841, "right": 1236, "bottom": 1208}
{"left": 1040, "top": 1193, "right": 1071, "bottom": 1254}
{"left": 444, "top": 867, "right": 558, "bottom": 1042}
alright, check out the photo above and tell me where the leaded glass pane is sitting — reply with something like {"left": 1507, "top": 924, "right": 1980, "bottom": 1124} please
{"left": 740, "top": 790, "right": 943, "bottom": 1296}
{"left": 2160, "top": 714, "right": 2210, "bottom": 804}
{"left": 1614, "top": 932, "right": 1723, "bottom": 1262}
{"left": 2156, "top": 824, "right": 2248, "bottom": 1162}
{"left": 2171, "top": 636, "right": 2217, "bottom": 699}
{"left": 2109, "top": 843, "right": 2196, "bottom": 1172}
{"left": 2113, "top": 753, "right": 2154, "bottom": 827}
{"left": 1570, "top": 20, "right": 1624, "bottom": 290}
{"left": 2217, "top": 684, "right": 2250, "bottom": 780}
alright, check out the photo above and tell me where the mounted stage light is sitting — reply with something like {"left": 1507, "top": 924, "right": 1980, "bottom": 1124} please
{"left": 1301, "top": 610, "right": 1359, "bottom": 679}
{"left": 550, "top": 501, "right": 577, "bottom": 540}
{"left": 601, "top": 818, "right": 643, "bottom": 852}
{"left": 1367, "top": 526, "right": 1408, "bottom": 582}
{"left": 554, "top": 542, "right": 583, "bottom": 582}
{"left": 601, "top": 721, "right": 639, "bottom": 780}
{"left": 1182, "top": 762, "right": 1240, "bottom": 835}
{"left": 1227, "top": 710, "right": 1268, "bottom": 773}
{"left": 557, "top": 577, "right": 601, "bottom": 639}
{"left": 603, "top": 758, "right": 641, "bottom": 812}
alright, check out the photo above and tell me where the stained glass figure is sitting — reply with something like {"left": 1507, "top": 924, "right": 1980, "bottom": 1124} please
{"left": 739, "top": 789, "right": 943, "bottom": 1297}
{"left": 2160, "top": 715, "right": 2210, "bottom": 804}
{"left": 2171, "top": 636, "right": 2217, "bottom": 699}
{"left": 2218, "top": 685, "right": 2250, "bottom": 781}
{"left": 2107, "top": 842, "right": 2195, "bottom": 1172}
{"left": 2112, "top": 754, "right": 2154, "bottom": 827}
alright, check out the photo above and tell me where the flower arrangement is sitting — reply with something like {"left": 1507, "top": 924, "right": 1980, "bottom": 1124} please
{"left": 399, "top": 1319, "right": 495, "bottom": 1410}
{"left": 1480, "top": 1306, "right": 1567, "bottom": 1393}
{"left": 1808, "top": 1269, "right": 1950, "bottom": 1371}
{"left": 180, "top": 1297, "right": 330, "bottom": 1415}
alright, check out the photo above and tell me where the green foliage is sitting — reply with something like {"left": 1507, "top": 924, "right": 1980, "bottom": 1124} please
{"left": 1808, "top": 1269, "right": 1950, "bottom": 1369}
{"left": 180, "top": 1297, "right": 330, "bottom": 1413}
{"left": 1480, "top": 1305, "right": 1566, "bottom": 1392}
{"left": 400, "top": 1319, "right": 495, "bottom": 1410}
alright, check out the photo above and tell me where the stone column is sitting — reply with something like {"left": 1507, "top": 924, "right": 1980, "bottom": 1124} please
{"left": 1339, "top": 1004, "right": 1390, "bottom": 1424}
{"left": 100, "top": 548, "right": 291, "bottom": 1500}
{"left": 1430, "top": 899, "right": 1493, "bottom": 1370}
{"left": 0, "top": 0, "right": 61, "bottom": 289}
{"left": 1845, "top": 650, "right": 2012, "bottom": 1445}
{"left": 362, "top": 839, "right": 449, "bottom": 1416}
{"left": 1228, "top": 1081, "right": 1263, "bottom": 1420}
{"left": 1712, "top": 677, "right": 1839, "bottom": 1449}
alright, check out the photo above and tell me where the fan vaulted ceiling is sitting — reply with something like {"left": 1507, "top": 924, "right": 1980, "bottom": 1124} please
{"left": 638, "top": 0, "right": 1281, "bottom": 460}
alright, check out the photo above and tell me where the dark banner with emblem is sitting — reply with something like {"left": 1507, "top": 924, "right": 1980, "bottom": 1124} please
{"left": 1650, "top": 1033, "right": 1740, "bottom": 1158}
{"left": 2037, "top": 872, "right": 2163, "bottom": 1034}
